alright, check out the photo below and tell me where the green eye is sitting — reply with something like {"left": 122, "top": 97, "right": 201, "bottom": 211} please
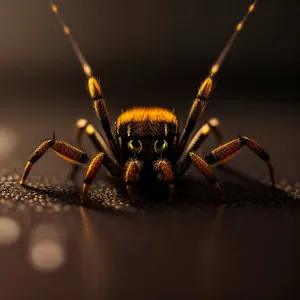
{"left": 154, "top": 140, "right": 168, "bottom": 153}
{"left": 127, "top": 139, "right": 142, "bottom": 153}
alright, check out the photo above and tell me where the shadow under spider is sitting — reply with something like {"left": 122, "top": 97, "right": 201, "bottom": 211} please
{"left": 21, "top": 182, "right": 81, "bottom": 205}
{"left": 17, "top": 165, "right": 299, "bottom": 212}
{"left": 84, "top": 166, "right": 299, "bottom": 211}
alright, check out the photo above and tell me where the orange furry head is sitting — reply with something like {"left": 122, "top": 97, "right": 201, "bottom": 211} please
{"left": 116, "top": 107, "right": 178, "bottom": 127}
{"left": 115, "top": 107, "right": 180, "bottom": 137}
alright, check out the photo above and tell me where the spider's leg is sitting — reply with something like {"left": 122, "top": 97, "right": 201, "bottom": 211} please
{"left": 175, "top": 152, "right": 224, "bottom": 201}
{"left": 70, "top": 118, "right": 116, "bottom": 180}
{"left": 178, "top": 0, "right": 258, "bottom": 155}
{"left": 179, "top": 118, "right": 222, "bottom": 160}
{"left": 75, "top": 119, "right": 112, "bottom": 155}
{"left": 20, "top": 138, "right": 88, "bottom": 185}
{"left": 209, "top": 1, "right": 258, "bottom": 77}
{"left": 177, "top": 76, "right": 214, "bottom": 155}
{"left": 124, "top": 159, "right": 143, "bottom": 204}
{"left": 205, "top": 136, "right": 275, "bottom": 186}
{"left": 153, "top": 159, "right": 174, "bottom": 203}
{"left": 87, "top": 77, "right": 120, "bottom": 158}
{"left": 82, "top": 153, "right": 122, "bottom": 204}
{"left": 49, "top": 2, "right": 119, "bottom": 159}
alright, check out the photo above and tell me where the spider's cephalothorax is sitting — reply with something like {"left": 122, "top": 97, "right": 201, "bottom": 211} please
{"left": 116, "top": 107, "right": 180, "bottom": 164}
{"left": 20, "top": 0, "right": 275, "bottom": 205}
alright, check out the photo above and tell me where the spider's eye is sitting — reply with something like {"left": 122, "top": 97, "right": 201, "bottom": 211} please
{"left": 154, "top": 140, "right": 168, "bottom": 153}
{"left": 127, "top": 139, "right": 142, "bottom": 153}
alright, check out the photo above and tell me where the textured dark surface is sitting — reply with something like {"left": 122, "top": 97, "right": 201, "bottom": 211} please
{"left": 0, "top": 170, "right": 299, "bottom": 212}
{"left": 1, "top": 169, "right": 300, "bottom": 300}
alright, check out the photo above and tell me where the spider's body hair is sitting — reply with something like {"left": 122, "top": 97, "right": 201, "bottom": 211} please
{"left": 115, "top": 107, "right": 180, "bottom": 138}
{"left": 116, "top": 107, "right": 179, "bottom": 128}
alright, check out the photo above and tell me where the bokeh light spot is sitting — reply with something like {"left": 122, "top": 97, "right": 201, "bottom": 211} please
{"left": 0, "top": 216, "right": 21, "bottom": 247}
{"left": 29, "top": 239, "right": 65, "bottom": 272}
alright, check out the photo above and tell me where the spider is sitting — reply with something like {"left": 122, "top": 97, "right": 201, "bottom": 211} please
{"left": 20, "top": 0, "right": 274, "bottom": 205}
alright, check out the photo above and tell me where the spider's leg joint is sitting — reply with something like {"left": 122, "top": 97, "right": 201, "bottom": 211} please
{"left": 88, "top": 76, "right": 102, "bottom": 100}
{"left": 197, "top": 76, "right": 214, "bottom": 100}
{"left": 124, "top": 159, "right": 143, "bottom": 204}
{"left": 153, "top": 159, "right": 175, "bottom": 203}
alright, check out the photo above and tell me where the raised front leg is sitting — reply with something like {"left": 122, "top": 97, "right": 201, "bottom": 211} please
{"left": 20, "top": 137, "right": 88, "bottom": 185}
{"left": 177, "top": 76, "right": 214, "bottom": 156}
{"left": 49, "top": 3, "right": 119, "bottom": 159}
{"left": 177, "top": 0, "right": 258, "bottom": 155}
{"left": 205, "top": 136, "right": 275, "bottom": 186}
{"left": 87, "top": 77, "right": 120, "bottom": 159}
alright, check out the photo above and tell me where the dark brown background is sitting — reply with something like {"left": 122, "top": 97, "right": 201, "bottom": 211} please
{"left": 0, "top": 0, "right": 300, "bottom": 299}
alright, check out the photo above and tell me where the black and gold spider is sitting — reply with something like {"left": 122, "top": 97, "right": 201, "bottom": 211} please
{"left": 20, "top": 0, "right": 275, "bottom": 205}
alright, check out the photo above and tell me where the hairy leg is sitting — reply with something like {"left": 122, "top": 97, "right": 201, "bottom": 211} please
{"left": 205, "top": 136, "right": 275, "bottom": 185}
{"left": 82, "top": 152, "right": 123, "bottom": 204}
{"left": 124, "top": 158, "right": 143, "bottom": 204}
{"left": 20, "top": 137, "right": 88, "bottom": 185}
{"left": 153, "top": 159, "right": 175, "bottom": 203}
{"left": 176, "top": 151, "right": 224, "bottom": 201}
{"left": 179, "top": 117, "right": 222, "bottom": 159}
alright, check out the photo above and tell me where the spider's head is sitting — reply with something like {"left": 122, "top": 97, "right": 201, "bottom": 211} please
{"left": 115, "top": 107, "right": 180, "bottom": 168}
